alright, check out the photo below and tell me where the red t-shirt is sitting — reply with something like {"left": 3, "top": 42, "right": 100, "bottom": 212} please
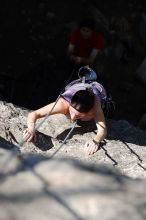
{"left": 69, "top": 29, "right": 104, "bottom": 58}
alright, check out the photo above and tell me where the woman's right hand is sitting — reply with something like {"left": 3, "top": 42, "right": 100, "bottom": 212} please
{"left": 23, "top": 128, "right": 36, "bottom": 142}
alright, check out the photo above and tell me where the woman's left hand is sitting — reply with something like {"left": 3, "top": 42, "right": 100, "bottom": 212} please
{"left": 85, "top": 139, "right": 100, "bottom": 155}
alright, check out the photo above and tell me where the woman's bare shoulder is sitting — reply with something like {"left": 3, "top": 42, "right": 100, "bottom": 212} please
{"left": 34, "top": 97, "right": 69, "bottom": 117}
{"left": 57, "top": 97, "right": 70, "bottom": 113}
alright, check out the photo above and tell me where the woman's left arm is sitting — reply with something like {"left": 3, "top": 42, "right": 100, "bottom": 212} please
{"left": 93, "top": 98, "right": 107, "bottom": 143}
{"left": 85, "top": 97, "right": 107, "bottom": 155}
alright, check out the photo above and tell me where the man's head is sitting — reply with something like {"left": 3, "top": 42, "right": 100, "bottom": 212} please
{"left": 79, "top": 17, "right": 96, "bottom": 39}
{"left": 71, "top": 89, "right": 94, "bottom": 113}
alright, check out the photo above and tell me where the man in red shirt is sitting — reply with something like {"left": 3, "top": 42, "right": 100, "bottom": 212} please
{"left": 67, "top": 17, "right": 104, "bottom": 67}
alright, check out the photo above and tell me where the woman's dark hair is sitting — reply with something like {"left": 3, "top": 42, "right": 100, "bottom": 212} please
{"left": 79, "top": 17, "right": 96, "bottom": 30}
{"left": 71, "top": 89, "right": 95, "bottom": 113}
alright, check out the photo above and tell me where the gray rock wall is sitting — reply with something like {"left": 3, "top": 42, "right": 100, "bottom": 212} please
{"left": 0, "top": 149, "right": 146, "bottom": 220}
{"left": 0, "top": 101, "right": 146, "bottom": 219}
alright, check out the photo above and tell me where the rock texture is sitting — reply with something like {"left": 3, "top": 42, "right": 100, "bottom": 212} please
{"left": 0, "top": 101, "right": 146, "bottom": 220}
{"left": 1, "top": 149, "right": 146, "bottom": 220}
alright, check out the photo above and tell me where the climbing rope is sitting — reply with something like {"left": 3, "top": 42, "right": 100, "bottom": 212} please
{"left": 18, "top": 64, "right": 78, "bottom": 148}
{"left": 49, "top": 120, "right": 77, "bottom": 158}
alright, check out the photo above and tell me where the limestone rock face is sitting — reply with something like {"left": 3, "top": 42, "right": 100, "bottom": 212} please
{"left": 0, "top": 101, "right": 146, "bottom": 220}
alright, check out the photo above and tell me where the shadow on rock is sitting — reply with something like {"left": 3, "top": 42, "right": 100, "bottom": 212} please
{"left": 56, "top": 121, "right": 96, "bottom": 141}
{"left": 107, "top": 119, "right": 146, "bottom": 146}
{"left": 0, "top": 136, "right": 20, "bottom": 153}
{"left": 33, "top": 131, "right": 54, "bottom": 151}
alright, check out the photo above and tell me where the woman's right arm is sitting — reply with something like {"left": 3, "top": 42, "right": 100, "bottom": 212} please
{"left": 23, "top": 98, "right": 68, "bottom": 142}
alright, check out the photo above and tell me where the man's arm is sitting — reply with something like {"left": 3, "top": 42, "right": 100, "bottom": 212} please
{"left": 67, "top": 43, "right": 81, "bottom": 64}
{"left": 67, "top": 43, "right": 75, "bottom": 56}
{"left": 88, "top": 48, "right": 99, "bottom": 65}
{"left": 68, "top": 43, "right": 99, "bottom": 66}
